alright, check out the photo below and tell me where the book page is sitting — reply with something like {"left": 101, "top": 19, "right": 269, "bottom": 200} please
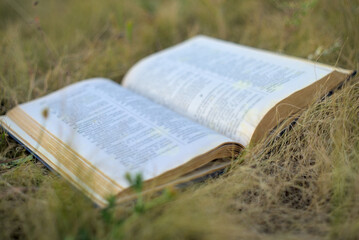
{"left": 123, "top": 36, "right": 336, "bottom": 146}
{"left": 4, "top": 79, "right": 233, "bottom": 189}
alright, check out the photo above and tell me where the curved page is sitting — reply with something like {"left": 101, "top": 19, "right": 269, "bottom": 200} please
{"left": 123, "top": 36, "right": 338, "bottom": 146}
{"left": 1, "top": 79, "right": 233, "bottom": 205}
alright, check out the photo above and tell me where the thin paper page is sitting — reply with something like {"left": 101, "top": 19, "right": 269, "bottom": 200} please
{"left": 13, "top": 79, "right": 232, "bottom": 187}
{"left": 0, "top": 115, "right": 110, "bottom": 206}
{"left": 123, "top": 36, "right": 334, "bottom": 146}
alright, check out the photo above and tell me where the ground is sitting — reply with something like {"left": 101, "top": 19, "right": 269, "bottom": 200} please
{"left": 0, "top": 0, "right": 359, "bottom": 239}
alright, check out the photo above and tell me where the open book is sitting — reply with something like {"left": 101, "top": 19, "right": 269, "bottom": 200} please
{"left": 0, "top": 36, "right": 354, "bottom": 207}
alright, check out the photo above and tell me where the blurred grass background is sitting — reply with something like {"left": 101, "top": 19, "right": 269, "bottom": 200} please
{"left": 0, "top": 0, "right": 358, "bottom": 239}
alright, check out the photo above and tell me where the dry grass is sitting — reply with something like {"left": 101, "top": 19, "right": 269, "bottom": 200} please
{"left": 0, "top": 0, "right": 358, "bottom": 239}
